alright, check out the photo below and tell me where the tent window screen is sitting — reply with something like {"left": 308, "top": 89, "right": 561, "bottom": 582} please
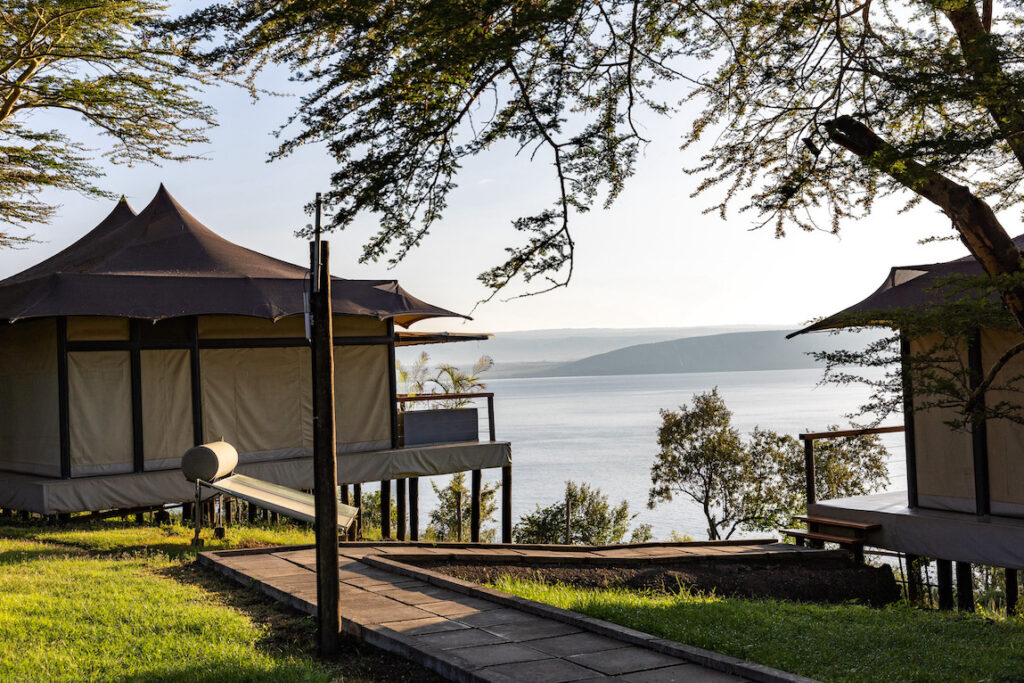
{"left": 0, "top": 319, "right": 60, "bottom": 476}
{"left": 141, "top": 349, "right": 193, "bottom": 470}
{"left": 909, "top": 334, "right": 976, "bottom": 512}
{"left": 981, "top": 329, "right": 1024, "bottom": 517}
{"left": 68, "top": 351, "right": 133, "bottom": 476}
{"left": 200, "top": 347, "right": 310, "bottom": 457}
{"left": 334, "top": 345, "right": 391, "bottom": 452}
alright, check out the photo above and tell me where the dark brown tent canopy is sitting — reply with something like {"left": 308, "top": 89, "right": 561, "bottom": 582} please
{"left": 0, "top": 186, "right": 465, "bottom": 326}
{"left": 788, "top": 234, "right": 1024, "bottom": 338}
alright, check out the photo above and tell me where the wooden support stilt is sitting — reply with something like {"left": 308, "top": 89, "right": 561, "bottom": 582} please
{"left": 339, "top": 486, "right": 349, "bottom": 543}
{"left": 248, "top": 501, "right": 257, "bottom": 524}
{"left": 409, "top": 478, "right": 418, "bottom": 541}
{"left": 1006, "top": 568, "right": 1019, "bottom": 617}
{"left": 224, "top": 497, "right": 232, "bottom": 525}
{"left": 956, "top": 561, "right": 975, "bottom": 612}
{"left": 471, "top": 469, "right": 481, "bottom": 543}
{"left": 183, "top": 502, "right": 193, "bottom": 525}
{"left": 396, "top": 478, "right": 407, "bottom": 541}
{"left": 56, "top": 512, "right": 71, "bottom": 524}
{"left": 937, "top": 559, "right": 954, "bottom": 611}
{"left": 502, "top": 465, "right": 512, "bottom": 544}
{"left": 353, "top": 483, "right": 362, "bottom": 540}
{"left": 381, "top": 480, "right": 391, "bottom": 539}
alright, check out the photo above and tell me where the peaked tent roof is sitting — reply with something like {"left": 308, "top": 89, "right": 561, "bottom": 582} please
{"left": 0, "top": 186, "right": 465, "bottom": 326}
{"left": 788, "top": 234, "right": 1024, "bottom": 338}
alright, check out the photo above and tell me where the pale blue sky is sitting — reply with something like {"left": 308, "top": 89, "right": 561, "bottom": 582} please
{"left": 0, "top": 3, "right": 989, "bottom": 333}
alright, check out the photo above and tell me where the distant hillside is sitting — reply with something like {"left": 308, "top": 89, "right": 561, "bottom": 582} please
{"left": 517, "top": 330, "right": 861, "bottom": 378}
{"left": 395, "top": 324, "right": 786, "bottom": 367}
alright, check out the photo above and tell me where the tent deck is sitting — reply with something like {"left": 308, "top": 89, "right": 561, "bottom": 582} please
{"left": 0, "top": 441, "right": 511, "bottom": 515}
{"left": 809, "top": 491, "right": 1024, "bottom": 569}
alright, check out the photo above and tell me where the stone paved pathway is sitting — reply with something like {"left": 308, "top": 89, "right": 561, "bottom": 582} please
{"left": 201, "top": 541, "right": 815, "bottom": 683}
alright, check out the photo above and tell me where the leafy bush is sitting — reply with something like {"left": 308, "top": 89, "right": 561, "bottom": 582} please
{"left": 513, "top": 481, "right": 652, "bottom": 545}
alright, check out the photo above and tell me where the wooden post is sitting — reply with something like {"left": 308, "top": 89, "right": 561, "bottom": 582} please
{"left": 803, "top": 438, "right": 816, "bottom": 507}
{"left": 248, "top": 502, "right": 257, "bottom": 524}
{"left": 956, "top": 561, "right": 975, "bottom": 612}
{"left": 937, "top": 559, "right": 954, "bottom": 611}
{"left": 1006, "top": 568, "right": 1019, "bottom": 617}
{"left": 380, "top": 480, "right": 391, "bottom": 539}
{"left": 310, "top": 233, "right": 340, "bottom": 658}
{"left": 396, "top": 478, "right": 407, "bottom": 541}
{"left": 456, "top": 488, "right": 463, "bottom": 542}
{"left": 502, "top": 465, "right": 512, "bottom": 543}
{"left": 352, "top": 483, "right": 362, "bottom": 540}
{"left": 409, "top": 478, "right": 419, "bottom": 541}
{"left": 967, "top": 330, "right": 991, "bottom": 517}
{"left": 470, "top": 470, "right": 481, "bottom": 543}
{"left": 564, "top": 494, "right": 572, "bottom": 545}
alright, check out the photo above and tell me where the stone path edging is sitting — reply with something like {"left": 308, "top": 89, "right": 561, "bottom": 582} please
{"left": 362, "top": 554, "right": 818, "bottom": 683}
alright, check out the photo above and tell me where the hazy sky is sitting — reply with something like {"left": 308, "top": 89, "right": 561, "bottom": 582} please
{"left": 1, "top": 4, "right": 996, "bottom": 334}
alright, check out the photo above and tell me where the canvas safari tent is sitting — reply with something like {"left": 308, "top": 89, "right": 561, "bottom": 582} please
{"left": 0, "top": 186, "right": 511, "bottom": 522}
{"left": 791, "top": 235, "right": 1024, "bottom": 574}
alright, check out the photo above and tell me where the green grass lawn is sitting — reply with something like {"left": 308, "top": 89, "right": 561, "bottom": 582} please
{"left": 493, "top": 577, "right": 1024, "bottom": 683}
{"left": 0, "top": 519, "right": 437, "bottom": 683}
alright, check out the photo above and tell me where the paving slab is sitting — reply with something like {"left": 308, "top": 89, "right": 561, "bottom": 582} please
{"left": 480, "top": 657, "right": 608, "bottom": 682}
{"left": 529, "top": 632, "right": 630, "bottom": 657}
{"left": 568, "top": 647, "right": 682, "bottom": 675}
{"left": 445, "top": 642, "right": 553, "bottom": 667}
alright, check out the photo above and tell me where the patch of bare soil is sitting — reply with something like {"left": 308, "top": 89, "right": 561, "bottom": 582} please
{"left": 416, "top": 554, "right": 901, "bottom": 606}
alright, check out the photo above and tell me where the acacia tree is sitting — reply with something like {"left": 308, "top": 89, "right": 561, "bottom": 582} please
{"left": 0, "top": 1, "right": 214, "bottom": 234}
{"left": 170, "top": 0, "right": 1024, "bottom": 319}
{"left": 649, "top": 389, "right": 889, "bottom": 539}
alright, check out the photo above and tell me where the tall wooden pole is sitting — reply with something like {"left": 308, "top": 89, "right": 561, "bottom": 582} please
{"left": 310, "top": 197, "right": 340, "bottom": 658}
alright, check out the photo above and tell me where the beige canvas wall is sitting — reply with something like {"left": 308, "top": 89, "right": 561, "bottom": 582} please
{"left": 200, "top": 347, "right": 312, "bottom": 461}
{"left": 200, "top": 342, "right": 392, "bottom": 462}
{"left": 68, "top": 351, "right": 133, "bottom": 476}
{"left": 981, "top": 328, "right": 1024, "bottom": 516}
{"left": 335, "top": 345, "right": 391, "bottom": 452}
{"left": 141, "top": 349, "right": 193, "bottom": 470}
{"left": 67, "top": 316, "right": 129, "bottom": 341}
{"left": 198, "top": 314, "right": 386, "bottom": 339}
{"left": 909, "top": 334, "right": 976, "bottom": 512}
{"left": 0, "top": 319, "right": 60, "bottom": 476}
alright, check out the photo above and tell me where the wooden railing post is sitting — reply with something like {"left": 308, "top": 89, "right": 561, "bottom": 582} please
{"left": 502, "top": 465, "right": 512, "bottom": 543}
{"left": 803, "top": 437, "right": 816, "bottom": 508}
{"left": 470, "top": 469, "right": 481, "bottom": 543}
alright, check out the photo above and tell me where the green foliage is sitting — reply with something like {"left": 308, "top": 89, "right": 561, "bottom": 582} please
{"left": 494, "top": 577, "right": 1024, "bottom": 683}
{"left": 397, "top": 352, "right": 493, "bottom": 409}
{"left": 0, "top": 1, "right": 214, "bottom": 231}
{"left": 360, "top": 489, "right": 397, "bottom": 537}
{"left": 168, "top": 1, "right": 1024, "bottom": 300}
{"left": 649, "top": 388, "right": 889, "bottom": 539}
{"left": 815, "top": 272, "right": 1024, "bottom": 429}
{"left": 513, "top": 480, "right": 652, "bottom": 545}
{"left": 426, "top": 472, "right": 499, "bottom": 542}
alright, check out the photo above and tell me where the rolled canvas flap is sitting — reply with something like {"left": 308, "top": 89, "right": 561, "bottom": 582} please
{"left": 181, "top": 441, "right": 238, "bottom": 482}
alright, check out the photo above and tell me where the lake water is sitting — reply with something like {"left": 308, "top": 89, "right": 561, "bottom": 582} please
{"left": 390, "top": 368, "right": 907, "bottom": 540}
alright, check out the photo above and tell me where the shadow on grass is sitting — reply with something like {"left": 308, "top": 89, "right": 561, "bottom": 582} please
{"left": 0, "top": 546, "right": 75, "bottom": 565}
{"left": 157, "top": 559, "right": 445, "bottom": 683}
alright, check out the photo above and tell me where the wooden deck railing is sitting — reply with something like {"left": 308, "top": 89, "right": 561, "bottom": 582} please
{"left": 799, "top": 425, "right": 905, "bottom": 507}
{"left": 393, "top": 392, "right": 507, "bottom": 542}
{"left": 395, "top": 392, "right": 497, "bottom": 441}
